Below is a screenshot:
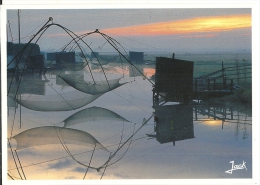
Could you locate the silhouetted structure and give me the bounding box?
[46,52,56,61]
[154,54,194,104]
[148,105,194,145]
[55,52,75,64]
[129,64,144,77]
[148,102,247,145]
[129,51,144,64]
[153,53,235,105]
[7,42,41,72]
[27,54,44,74]
[7,42,40,60]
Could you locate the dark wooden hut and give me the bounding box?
[154,54,194,103]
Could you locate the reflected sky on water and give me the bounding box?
[7,61,252,180]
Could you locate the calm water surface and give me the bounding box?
[7,55,252,180]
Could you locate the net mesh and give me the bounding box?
[59,74,126,95]
[63,106,129,127]
[11,126,108,151]
[12,91,102,111]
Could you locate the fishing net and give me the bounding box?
[12,89,102,111]
[59,74,127,95]
[11,126,108,151]
[90,55,120,66]
[7,22,153,179]
[63,106,129,127]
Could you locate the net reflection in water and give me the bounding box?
[11,126,108,151]
[63,106,129,127]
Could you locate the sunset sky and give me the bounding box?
[5,8,252,53]
[103,14,251,36]
[2,4,259,183]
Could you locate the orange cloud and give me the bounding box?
[103,14,251,36]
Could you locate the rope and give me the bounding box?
[83,144,96,180]
[8,20,14,42]
[15,150,26,180]
[8,139,23,180]
[8,173,15,180]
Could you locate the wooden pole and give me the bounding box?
[18,10,20,44]
[195,106,198,120]
[214,107,216,120]
[231,79,233,93]
[195,78,197,92]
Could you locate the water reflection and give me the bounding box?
[59,74,126,95]
[11,126,108,151]
[8,74,46,98]
[129,64,155,79]
[7,62,252,179]
[149,105,194,145]
[62,106,129,128]
[149,103,251,146]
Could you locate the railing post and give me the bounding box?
[207,106,210,118]
[214,107,216,120]
[195,78,197,92]
[231,79,233,93]
[207,78,210,91]
[195,106,198,120]
[223,77,226,89]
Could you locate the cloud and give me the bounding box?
[73,166,87,173]
[48,158,73,169]
[14,148,39,158]
[38,14,251,39]
[102,14,251,36]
